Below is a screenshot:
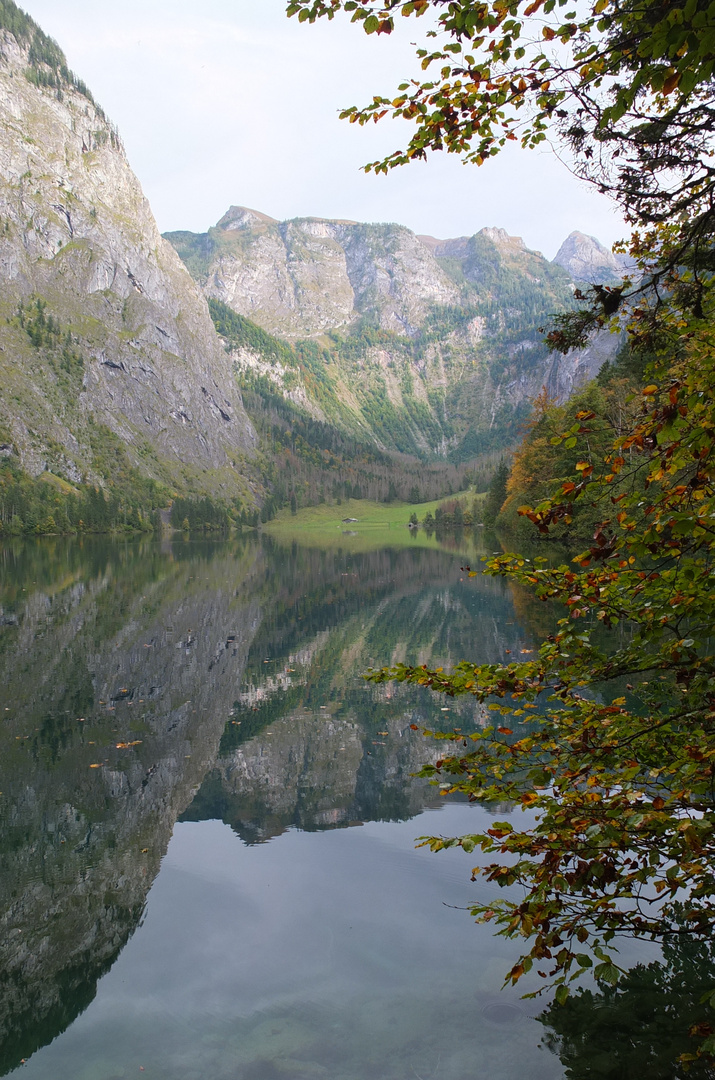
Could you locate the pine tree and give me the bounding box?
[482,460,509,527]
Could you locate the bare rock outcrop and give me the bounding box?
[0,27,255,492]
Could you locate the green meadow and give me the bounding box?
[263,494,486,554]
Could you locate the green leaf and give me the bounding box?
[594,962,620,986]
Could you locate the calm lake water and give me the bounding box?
[0,533,703,1079]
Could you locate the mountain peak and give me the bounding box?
[418,228,530,258]
[217,206,279,231]
[478,226,526,249]
[553,230,623,283]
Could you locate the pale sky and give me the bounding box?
[20,0,626,258]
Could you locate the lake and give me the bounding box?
[0,533,696,1079]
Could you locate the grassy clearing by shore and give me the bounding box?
[263,494,486,554]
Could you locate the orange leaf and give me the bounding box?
[662,70,680,95]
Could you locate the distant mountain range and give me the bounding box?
[165,210,622,462]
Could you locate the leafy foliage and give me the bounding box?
[285,0,715,193]
[496,377,644,540]
[367,325,715,1046]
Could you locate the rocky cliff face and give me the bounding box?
[546,327,623,399]
[168,206,462,338]
[0,23,255,494]
[167,207,570,342]
[169,209,614,459]
[0,4,623,492]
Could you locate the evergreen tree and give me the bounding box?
[482,460,509,527]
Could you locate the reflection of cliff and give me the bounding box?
[183,542,535,843]
[183,701,448,843]
[0,539,262,1075]
[1,535,552,1073]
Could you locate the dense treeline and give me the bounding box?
[410,494,486,532]
[0,463,159,536]
[170,495,243,532]
[493,362,645,542]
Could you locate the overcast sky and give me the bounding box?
[19,0,626,258]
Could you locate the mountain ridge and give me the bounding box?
[166,208,621,466]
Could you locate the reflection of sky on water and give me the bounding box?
[20,807,563,1080]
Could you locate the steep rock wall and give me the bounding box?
[0,30,255,493]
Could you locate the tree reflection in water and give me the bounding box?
[539,927,715,1079]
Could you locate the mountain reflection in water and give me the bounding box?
[0,535,708,1079]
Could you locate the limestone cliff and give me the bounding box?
[545,327,623,400]
[167,206,461,339]
[169,210,606,460]
[0,18,255,495]
[167,207,572,342]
